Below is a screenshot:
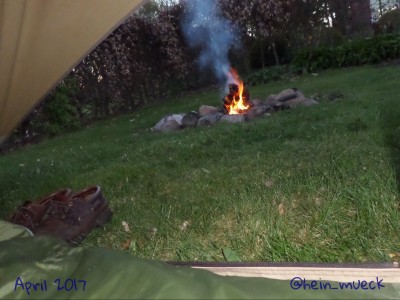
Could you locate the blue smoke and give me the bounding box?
[181,0,239,85]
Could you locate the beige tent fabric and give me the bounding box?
[193,265,400,283]
[0,0,145,145]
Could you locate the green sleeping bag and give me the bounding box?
[0,220,399,299]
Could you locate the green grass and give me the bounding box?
[1,65,400,263]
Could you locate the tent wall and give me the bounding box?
[0,0,145,145]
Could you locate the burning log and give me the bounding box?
[223,69,251,115]
[223,83,251,115]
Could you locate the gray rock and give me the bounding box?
[152,114,184,132]
[281,97,305,109]
[199,105,220,117]
[219,114,245,124]
[275,88,305,103]
[301,98,319,107]
[264,94,278,106]
[295,90,305,100]
[169,114,185,125]
[250,99,264,107]
[282,97,319,109]
[152,119,180,132]
[246,105,271,120]
[181,112,200,128]
[275,88,297,102]
[197,113,223,126]
[264,98,285,110]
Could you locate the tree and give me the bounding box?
[371,0,400,20]
[324,0,372,36]
[71,2,191,118]
[349,0,372,35]
[219,0,290,67]
[326,0,350,35]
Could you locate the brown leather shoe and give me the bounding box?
[9,188,72,231]
[34,185,112,244]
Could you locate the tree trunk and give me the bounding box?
[260,39,265,69]
[329,0,349,35]
[272,42,280,66]
[140,84,147,104]
[349,0,372,35]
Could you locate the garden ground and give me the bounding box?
[1,65,399,263]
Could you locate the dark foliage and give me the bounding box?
[377,8,400,34]
[293,34,400,72]
[244,65,301,86]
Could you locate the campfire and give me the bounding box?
[223,68,251,115]
[152,67,320,133]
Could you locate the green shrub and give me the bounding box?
[292,47,335,72]
[293,34,400,72]
[0,80,81,152]
[42,83,80,136]
[248,37,292,70]
[244,65,301,86]
[311,27,344,47]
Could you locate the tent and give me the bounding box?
[0,0,144,144]
[0,0,399,298]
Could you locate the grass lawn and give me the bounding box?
[1,65,400,263]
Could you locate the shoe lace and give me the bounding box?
[46,200,81,225]
[9,205,37,230]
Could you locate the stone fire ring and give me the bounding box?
[151,88,319,133]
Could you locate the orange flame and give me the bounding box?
[224,68,250,115]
